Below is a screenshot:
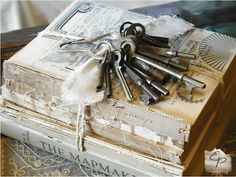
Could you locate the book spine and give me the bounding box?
[3,58,190,143]
[1,114,143,177]
[1,109,182,176]
[2,87,184,161]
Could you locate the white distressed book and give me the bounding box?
[0,103,184,176]
[2,91,235,176]
[2,70,236,174]
[2,85,236,176]
[2,0,236,162]
[2,88,235,176]
[0,97,217,173]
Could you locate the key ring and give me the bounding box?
[58,33,112,60]
[59,33,111,48]
[120,22,146,40]
[126,23,146,40]
[119,21,133,37]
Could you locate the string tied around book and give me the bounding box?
[60,34,112,151]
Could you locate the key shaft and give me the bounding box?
[113,51,133,101]
[125,64,159,103]
[114,67,133,101]
[131,64,169,96]
[166,51,196,59]
[105,63,112,98]
[134,53,206,89]
[138,47,188,71]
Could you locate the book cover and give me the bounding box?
[1,104,184,176]
[2,0,236,164]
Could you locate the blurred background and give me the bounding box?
[0,0,175,33]
[1,0,236,37]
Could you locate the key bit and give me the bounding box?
[131,63,169,96]
[113,50,133,101]
[124,64,160,103]
[141,90,156,105]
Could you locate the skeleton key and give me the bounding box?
[113,50,133,101]
[122,37,189,72]
[134,53,206,89]
[120,22,169,48]
[133,60,170,84]
[120,38,206,89]
[125,63,160,103]
[141,34,169,48]
[138,45,196,60]
[137,47,189,71]
[130,63,169,96]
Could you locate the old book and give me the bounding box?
[2,0,236,165]
[1,89,235,176]
[1,103,184,176]
[3,73,236,171]
[0,94,220,168]
[0,96,217,173]
[2,54,236,175]
[184,80,236,175]
[1,101,235,176]
[2,0,192,158]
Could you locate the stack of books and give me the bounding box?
[1,1,236,176]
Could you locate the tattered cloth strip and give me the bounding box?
[60,15,194,151]
[61,47,109,151]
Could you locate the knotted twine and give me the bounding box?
[61,46,110,151]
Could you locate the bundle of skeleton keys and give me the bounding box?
[60,22,206,105]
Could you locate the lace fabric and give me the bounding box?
[0,135,107,176]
